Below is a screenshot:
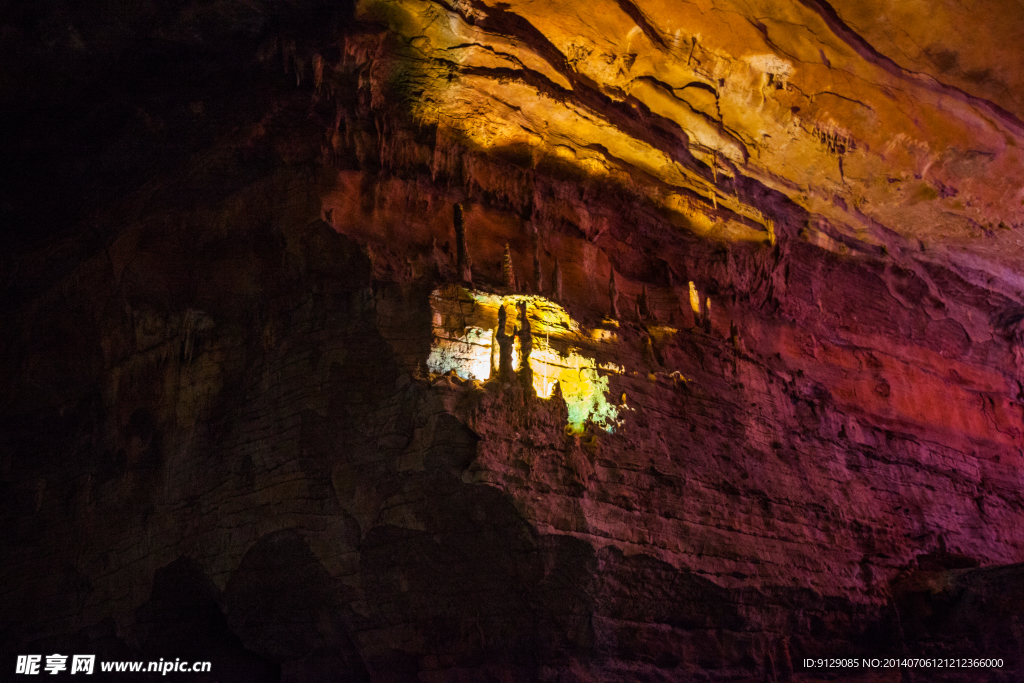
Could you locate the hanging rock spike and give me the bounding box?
[688,281,701,319]
[609,269,620,319]
[532,228,543,295]
[638,284,652,321]
[454,203,472,285]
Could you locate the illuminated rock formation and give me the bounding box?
[427,287,622,433]
[688,281,702,323]
[517,299,534,391]
[495,304,514,382]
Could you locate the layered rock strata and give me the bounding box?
[2,1,1024,681]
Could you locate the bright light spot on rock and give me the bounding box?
[688,281,701,315]
[426,326,494,381]
[427,287,621,434]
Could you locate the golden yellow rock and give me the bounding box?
[360,0,1024,267]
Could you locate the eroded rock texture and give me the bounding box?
[2,0,1024,681]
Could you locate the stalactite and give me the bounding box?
[454,203,472,285]
[312,53,324,92]
[532,229,544,295]
[1011,321,1024,383]
[432,237,450,279]
[688,281,701,325]
[502,243,517,291]
[552,260,563,302]
[282,38,296,75]
[704,297,712,334]
[638,284,652,321]
[182,309,199,365]
[731,320,743,352]
[608,269,620,319]
[641,334,655,365]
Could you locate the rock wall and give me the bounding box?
[2,1,1024,681]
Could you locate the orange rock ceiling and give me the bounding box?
[360,0,1024,267]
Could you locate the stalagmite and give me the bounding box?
[489,325,498,379]
[454,203,472,285]
[495,304,514,382]
[517,300,534,392]
[551,378,563,404]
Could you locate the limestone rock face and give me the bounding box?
[2,1,1024,681]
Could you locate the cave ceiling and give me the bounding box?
[360,0,1024,277]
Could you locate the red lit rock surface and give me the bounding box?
[2,1,1024,681]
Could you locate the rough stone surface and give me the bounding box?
[2,1,1024,681]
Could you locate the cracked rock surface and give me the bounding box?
[2,0,1024,681]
